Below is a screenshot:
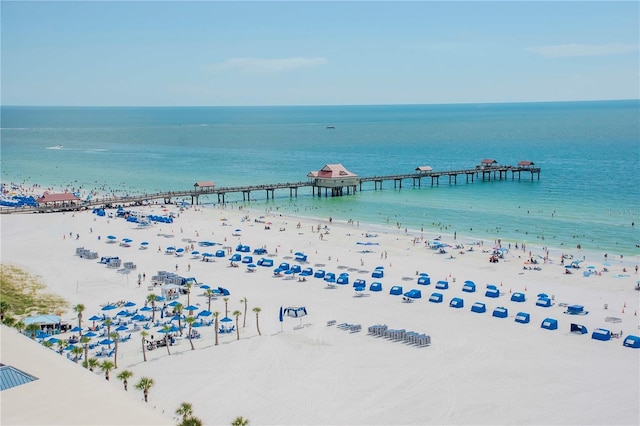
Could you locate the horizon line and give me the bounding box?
[2,98,638,109]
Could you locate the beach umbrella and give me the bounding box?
[140,306,152,312]
[155,295,165,301]
[192,322,202,327]
[184,305,199,312]
[158,325,180,334]
[115,325,128,331]
[170,314,186,322]
[168,301,180,307]
[99,339,114,346]
[47,337,60,344]
[69,326,83,333]
[65,344,77,351]
[200,284,211,290]
[107,235,116,240]
[123,301,136,307]
[131,314,145,321]
[84,331,98,338]
[197,310,212,317]
[116,310,129,316]
[191,250,200,255]
[89,315,102,321]
[101,304,117,311]
[122,238,132,243]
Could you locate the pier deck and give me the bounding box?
[1,164,540,214]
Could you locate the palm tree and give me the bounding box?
[26,323,40,339]
[161,324,172,356]
[73,303,85,335]
[71,345,84,363]
[184,283,193,306]
[205,289,214,312]
[80,336,91,367]
[213,311,220,346]
[175,402,194,423]
[56,338,68,355]
[240,297,248,328]
[140,330,149,362]
[135,377,155,402]
[233,310,241,341]
[109,331,120,369]
[0,300,12,323]
[100,359,115,381]
[117,370,134,391]
[146,294,158,322]
[14,320,25,334]
[180,418,203,426]
[184,316,196,350]
[231,416,249,426]
[86,357,100,372]
[253,307,262,336]
[103,317,113,341]
[41,339,54,350]
[174,303,184,336]
[223,297,229,318]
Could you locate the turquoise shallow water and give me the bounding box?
[1,101,639,255]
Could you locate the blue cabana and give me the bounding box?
[417,274,431,285]
[591,328,611,341]
[462,281,476,292]
[515,312,530,324]
[536,297,552,307]
[215,250,226,257]
[353,278,366,288]
[510,292,526,302]
[324,272,336,283]
[622,335,640,348]
[566,305,586,315]
[242,256,253,264]
[449,297,464,308]
[436,280,449,290]
[492,306,508,318]
[229,254,241,262]
[429,292,443,303]
[570,323,588,334]
[471,302,486,313]
[314,269,326,278]
[404,289,422,299]
[541,318,558,330]
[257,258,273,267]
[290,264,302,274]
[278,262,290,271]
[372,268,384,279]
[336,273,349,285]
[485,287,500,298]
[389,285,403,295]
[369,282,383,292]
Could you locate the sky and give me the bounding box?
[1,1,639,106]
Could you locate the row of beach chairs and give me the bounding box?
[76,247,99,259]
[332,322,362,333]
[368,324,431,347]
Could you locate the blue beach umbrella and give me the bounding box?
[115,325,128,331]
[184,305,199,312]
[124,301,136,307]
[89,315,102,321]
[168,301,180,307]
[197,310,212,317]
[200,284,211,290]
[140,306,153,312]
[47,337,60,344]
[101,304,117,311]
[99,339,114,346]
[84,331,98,338]
[69,326,83,333]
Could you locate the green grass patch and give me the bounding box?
[0,264,68,318]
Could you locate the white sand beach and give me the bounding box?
[1,204,639,425]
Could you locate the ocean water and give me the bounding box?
[1,101,639,255]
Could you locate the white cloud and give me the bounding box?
[526,43,639,58]
[207,57,327,73]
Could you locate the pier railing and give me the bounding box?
[1,164,540,214]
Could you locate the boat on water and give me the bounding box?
[326,126,335,129]
[46,145,63,150]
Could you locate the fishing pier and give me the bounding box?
[1,159,540,213]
